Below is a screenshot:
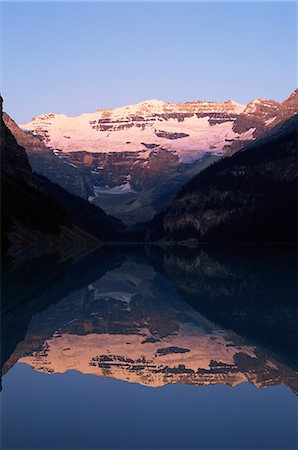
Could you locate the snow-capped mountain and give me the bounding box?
[20,99,252,162]
[7,89,298,225]
[20,90,297,159]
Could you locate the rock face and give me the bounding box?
[147,113,298,243]
[8,90,297,225]
[0,98,124,256]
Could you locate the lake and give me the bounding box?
[1,245,297,449]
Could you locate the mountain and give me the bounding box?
[0,97,124,257]
[19,91,298,158]
[8,90,297,226]
[146,113,298,243]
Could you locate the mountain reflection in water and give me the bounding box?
[2,245,297,391]
[1,245,297,449]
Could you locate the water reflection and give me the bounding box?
[2,245,297,394]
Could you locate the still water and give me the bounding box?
[1,245,297,449]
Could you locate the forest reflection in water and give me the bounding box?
[1,244,297,449]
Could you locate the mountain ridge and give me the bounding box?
[19,91,297,160]
[4,89,298,226]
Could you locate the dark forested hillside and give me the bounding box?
[0,98,124,257]
[147,115,298,243]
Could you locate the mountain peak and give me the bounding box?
[282,88,298,105]
[141,99,165,106]
[125,99,168,112]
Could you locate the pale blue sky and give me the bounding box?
[0,1,297,123]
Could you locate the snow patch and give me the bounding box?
[93,181,135,195]
[265,116,276,126]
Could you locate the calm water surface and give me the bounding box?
[1,245,297,449]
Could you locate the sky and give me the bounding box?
[0,1,297,123]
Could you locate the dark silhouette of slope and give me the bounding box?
[0,97,124,257]
[147,114,298,243]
